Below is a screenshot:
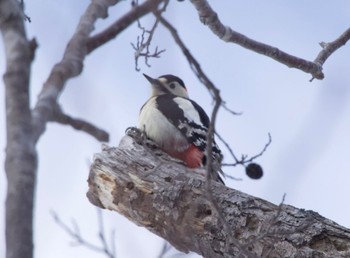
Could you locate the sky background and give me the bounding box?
[1,1,350,257]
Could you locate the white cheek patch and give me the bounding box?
[173,97,201,124]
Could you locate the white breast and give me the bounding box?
[139,97,189,152]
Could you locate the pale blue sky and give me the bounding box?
[1,1,350,257]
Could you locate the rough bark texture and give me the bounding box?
[1,1,129,258]
[87,133,350,258]
[0,1,37,258]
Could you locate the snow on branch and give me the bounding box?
[87,130,350,258]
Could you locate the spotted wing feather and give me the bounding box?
[155,94,223,163]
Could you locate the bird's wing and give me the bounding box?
[156,95,222,159]
[156,94,224,184]
[155,95,209,151]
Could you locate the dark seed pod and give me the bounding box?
[246,163,263,179]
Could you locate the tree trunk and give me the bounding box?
[0,1,36,258]
[87,130,350,258]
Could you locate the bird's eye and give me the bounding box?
[169,82,176,89]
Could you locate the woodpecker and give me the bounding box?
[139,74,224,184]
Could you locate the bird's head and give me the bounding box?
[143,73,189,98]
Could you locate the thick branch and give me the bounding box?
[189,1,349,80]
[31,0,120,143]
[0,1,37,258]
[87,134,350,258]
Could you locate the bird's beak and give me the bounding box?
[143,73,164,93]
[143,73,157,84]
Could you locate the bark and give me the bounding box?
[86,0,164,53]
[87,131,350,258]
[1,0,164,257]
[189,0,350,81]
[0,1,36,258]
[1,0,127,257]
[31,0,121,143]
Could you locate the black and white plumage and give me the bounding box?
[139,74,224,183]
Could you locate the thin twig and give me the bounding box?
[32,0,121,143]
[243,133,272,164]
[215,131,240,164]
[157,15,216,97]
[218,133,272,167]
[131,0,168,70]
[131,19,164,70]
[86,0,164,53]
[157,241,172,258]
[51,105,109,142]
[97,209,116,258]
[314,27,350,67]
[19,0,31,22]
[158,14,257,257]
[51,210,117,258]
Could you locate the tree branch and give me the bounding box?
[0,0,37,258]
[51,106,109,142]
[86,0,164,54]
[87,134,350,258]
[51,210,116,258]
[189,0,350,80]
[157,16,257,254]
[31,0,121,143]
[314,27,350,66]
[0,1,37,258]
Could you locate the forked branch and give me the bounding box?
[189,0,350,81]
[52,210,116,258]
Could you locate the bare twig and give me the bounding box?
[157,241,172,258]
[219,133,272,167]
[51,106,109,142]
[156,14,221,176]
[131,0,168,70]
[189,1,350,81]
[86,0,164,54]
[97,209,117,258]
[314,27,350,66]
[131,19,165,71]
[157,241,204,258]
[19,0,31,22]
[215,132,239,164]
[242,133,272,164]
[158,15,257,257]
[32,0,122,143]
[158,15,264,171]
[157,15,219,99]
[51,210,117,258]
